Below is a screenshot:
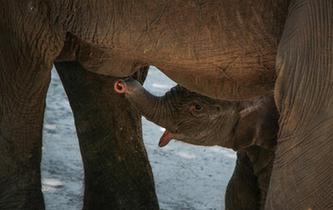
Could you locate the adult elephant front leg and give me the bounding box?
[0,53,52,210]
[55,62,159,210]
[0,3,64,209]
[266,1,333,209]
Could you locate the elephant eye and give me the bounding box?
[195,104,202,111]
[189,103,203,113]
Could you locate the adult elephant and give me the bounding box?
[0,0,332,210]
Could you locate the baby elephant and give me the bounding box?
[114,77,279,210]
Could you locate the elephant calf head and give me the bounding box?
[114,78,278,151]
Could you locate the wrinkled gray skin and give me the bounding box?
[115,78,279,210]
[1,1,333,209]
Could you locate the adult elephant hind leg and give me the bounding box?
[55,62,159,210]
[266,1,333,209]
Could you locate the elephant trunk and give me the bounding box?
[114,78,175,130]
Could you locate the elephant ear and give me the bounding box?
[266,1,333,209]
[235,96,278,150]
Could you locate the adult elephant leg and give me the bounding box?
[55,62,159,210]
[225,152,260,210]
[0,59,51,210]
[266,1,333,209]
[0,4,63,209]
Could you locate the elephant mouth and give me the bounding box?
[159,130,174,147]
[159,130,184,147]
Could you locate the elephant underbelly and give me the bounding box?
[154,48,276,99]
[69,0,288,99]
[157,61,276,100]
[106,5,280,77]
[106,2,285,99]
[75,35,278,100]
[104,37,278,100]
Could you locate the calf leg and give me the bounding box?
[225,151,260,210]
[55,61,159,210]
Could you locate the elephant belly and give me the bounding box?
[68,0,289,99]
[109,1,287,99]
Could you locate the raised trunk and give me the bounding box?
[121,79,176,131]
